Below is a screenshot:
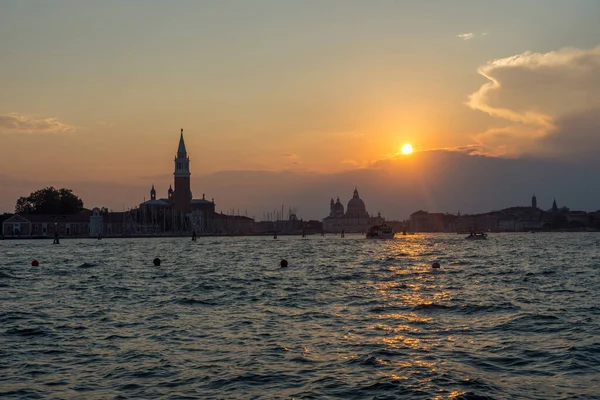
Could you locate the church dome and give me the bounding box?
[334,197,344,211]
[347,188,366,214]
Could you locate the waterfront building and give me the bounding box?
[1,210,133,238]
[322,188,384,233]
[409,211,457,232]
[89,208,103,237]
[2,213,89,237]
[409,195,547,233]
[213,214,255,235]
[138,129,217,233]
[1,129,255,237]
[253,212,322,235]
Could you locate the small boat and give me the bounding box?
[366,223,395,239]
[466,232,487,240]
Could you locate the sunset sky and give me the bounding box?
[2,0,600,218]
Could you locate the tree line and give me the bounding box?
[15,187,84,215]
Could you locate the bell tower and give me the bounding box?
[172,128,191,213]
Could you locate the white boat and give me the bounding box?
[366,224,395,239]
[465,232,487,240]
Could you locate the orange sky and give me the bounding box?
[1,1,600,214]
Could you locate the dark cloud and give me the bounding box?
[468,46,600,158]
[190,151,600,220]
[2,151,598,218]
[540,108,600,158]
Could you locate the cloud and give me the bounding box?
[280,152,308,168]
[467,45,600,158]
[341,159,362,168]
[0,113,75,134]
[3,150,600,218]
[418,145,487,157]
[191,150,600,220]
[539,108,600,158]
[458,33,474,40]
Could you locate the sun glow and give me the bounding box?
[401,144,413,155]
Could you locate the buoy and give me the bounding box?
[153,258,161,266]
[31,260,39,267]
[432,262,441,269]
[280,259,288,268]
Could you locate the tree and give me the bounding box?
[15,187,84,215]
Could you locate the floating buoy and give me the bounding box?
[280,259,288,268]
[31,260,39,267]
[153,258,161,266]
[432,262,441,269]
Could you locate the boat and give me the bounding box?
[366,223,395,239]
[465,232,487,240]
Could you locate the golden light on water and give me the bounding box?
[401,143,413,154]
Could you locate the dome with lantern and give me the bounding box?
[346,188,369,218]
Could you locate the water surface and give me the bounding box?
[1,233,599,399]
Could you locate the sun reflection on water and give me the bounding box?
[352,237,466,397]
[381,335,422,349]
[375,313,433,324]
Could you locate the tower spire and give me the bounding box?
[173,128,191,213]
[177,128,187,157]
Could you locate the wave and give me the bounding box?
[0,271,21,279]
[77,262,98,268]
[1,234,598,399]
[173,297,219,306]
[491,314,563,333]
[4,327,52,337]
[413,302,452,310]
[453,392,496,400]
[458,302,520,314]
[0,311,34,323]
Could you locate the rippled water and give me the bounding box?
[1,233,599,399]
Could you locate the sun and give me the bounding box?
[401,143,413,155]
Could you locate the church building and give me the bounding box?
[322,188,384,233]
[139,129,216,233]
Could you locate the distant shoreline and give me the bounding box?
[0,233,326,240]
[2,230,599,240]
